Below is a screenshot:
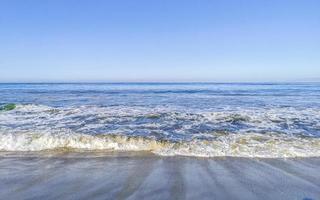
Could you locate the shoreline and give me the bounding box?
[1,150,320,159]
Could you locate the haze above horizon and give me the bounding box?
[1,0,319,82]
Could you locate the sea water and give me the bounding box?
[0,83,320,157]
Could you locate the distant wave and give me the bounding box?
[7,89,320,97]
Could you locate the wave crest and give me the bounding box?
[1,132,320,158]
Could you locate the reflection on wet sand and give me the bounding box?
[0,152,319,200]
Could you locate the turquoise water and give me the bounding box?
[0,83,320,157]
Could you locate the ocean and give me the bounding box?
[1,83,320,199]
[0,82,319,158]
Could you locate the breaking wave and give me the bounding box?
[1,104,320,158]
[0,132,320,158]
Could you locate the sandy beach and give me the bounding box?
[0,152,319,200]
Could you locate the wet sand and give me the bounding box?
[0,152,319,200]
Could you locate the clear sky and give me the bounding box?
[0,0,319,82]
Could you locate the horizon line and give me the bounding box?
[0,80,319,84]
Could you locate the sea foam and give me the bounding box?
[1,131,320,158]
[1,104,320,158]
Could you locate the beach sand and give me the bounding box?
[0,152,319,200]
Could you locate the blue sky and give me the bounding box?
[0,0,319,82]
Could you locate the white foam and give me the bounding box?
[1,104,320,157]
[0,131,319,158]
